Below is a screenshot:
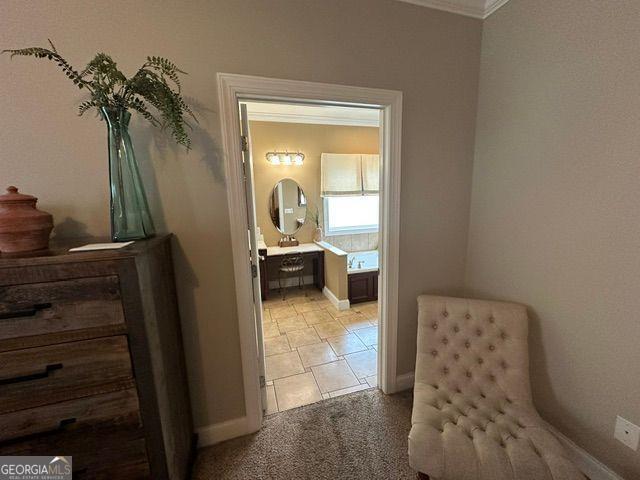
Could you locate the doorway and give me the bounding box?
[218,73,402,436]
[244,101,381,414]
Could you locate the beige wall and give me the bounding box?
[250,121,379,246]
[466,1,640,477]
[0,0,481,428]
[323,249,349,301]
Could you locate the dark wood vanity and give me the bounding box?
[348,270,378,304]
[258,245,324,300]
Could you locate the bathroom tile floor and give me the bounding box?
[262,288,379,414]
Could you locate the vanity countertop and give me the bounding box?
[262,242,324,257]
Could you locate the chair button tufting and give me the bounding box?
[465,341,471,348]
[443,367,449,374]
[500,332,507,339]
[489,316,495,323]
[443,311,449,317]
[465,313,471,319]
[454,353,460,360]
[489,345,495,351]
[477,358,484,365]
[466,371,472,378]
[476,329,482,336]
[432,323,438,330]
[453,326,460,332]
[442,337,449,345]
[431,350,438,357]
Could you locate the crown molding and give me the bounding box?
[395,0,511,19]
[484,0,511,18]
[244,102,380,127]
[246,111,379,127]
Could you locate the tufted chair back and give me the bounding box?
[415,295,532,406]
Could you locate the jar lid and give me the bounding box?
[0,186,37,205]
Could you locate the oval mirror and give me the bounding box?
[269,178,307,235]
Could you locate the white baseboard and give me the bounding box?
[396,371,415,391]
[197,416,250,448]
[545,423,624,480]
[323,286,350,311]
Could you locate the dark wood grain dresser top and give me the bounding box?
[0,234,194,479]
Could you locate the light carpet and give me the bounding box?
[193,389,417,479]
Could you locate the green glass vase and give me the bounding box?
[101,107,155,241]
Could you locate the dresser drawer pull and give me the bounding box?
[0,303,52,320]
[0,362,63,385]
[4,417,77,445]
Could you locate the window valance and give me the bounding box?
[321,153,379,197]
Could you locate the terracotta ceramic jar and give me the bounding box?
[0,186,53,253]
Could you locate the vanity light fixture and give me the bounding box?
[266,151,305,166]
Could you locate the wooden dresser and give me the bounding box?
[0,235,194,479]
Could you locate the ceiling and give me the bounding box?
[243,102,380,128]
[396,0,511,19]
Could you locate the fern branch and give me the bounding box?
[2,41,195,148]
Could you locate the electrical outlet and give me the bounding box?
[614,416,640,451]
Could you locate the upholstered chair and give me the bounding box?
[409,295,584,480]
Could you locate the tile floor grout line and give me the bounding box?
[264,297,378,412]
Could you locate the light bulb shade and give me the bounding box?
[267,153,280,164]
[266,151,304,166]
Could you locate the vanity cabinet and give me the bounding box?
[348,270,378,304]
[0,235,194,479]
[258,245,325,300]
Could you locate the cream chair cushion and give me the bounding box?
[409,295,584,480]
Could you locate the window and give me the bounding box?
[324,195,379,235]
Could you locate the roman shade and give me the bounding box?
[321,153,379,197]
[362,154,379,195]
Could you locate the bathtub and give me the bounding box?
[347,250,379,274]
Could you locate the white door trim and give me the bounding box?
[217,73,402,437]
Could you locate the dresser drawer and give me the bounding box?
[75,440,150,480]
[0,336,134,414]
[0,389,149,479]
[0,276,125,351]
[0,388,142,443]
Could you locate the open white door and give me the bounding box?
[239,103,267,413]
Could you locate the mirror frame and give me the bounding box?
[268,177,307,236]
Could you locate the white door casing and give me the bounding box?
[218,73,402,436]
[239,103,268,417]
